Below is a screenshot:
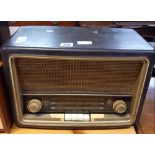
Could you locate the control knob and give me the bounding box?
[27,99,42,113]
[113,100,127,114]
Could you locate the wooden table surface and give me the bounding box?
[9,124,136,134]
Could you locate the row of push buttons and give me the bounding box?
[65,114,90,121]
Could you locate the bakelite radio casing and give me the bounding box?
[1,26,155,129]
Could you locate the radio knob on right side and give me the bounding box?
[113,100,127,114]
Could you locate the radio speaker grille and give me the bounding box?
[14,57,143,95]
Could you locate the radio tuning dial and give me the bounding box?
[27,99,42,113]
[113,100,127,114]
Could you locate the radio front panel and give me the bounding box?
[8,55,149,128]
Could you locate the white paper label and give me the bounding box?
[77,41,92,45]
[60,43,73,47]
[46,30,53,33]
[0,118,4,129]
[15,36,27,44]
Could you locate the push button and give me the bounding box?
[65,114,90,121]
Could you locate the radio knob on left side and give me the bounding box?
[27,99,42,113]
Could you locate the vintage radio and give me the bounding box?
[0,62,12,132]
[1,26,155,129]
